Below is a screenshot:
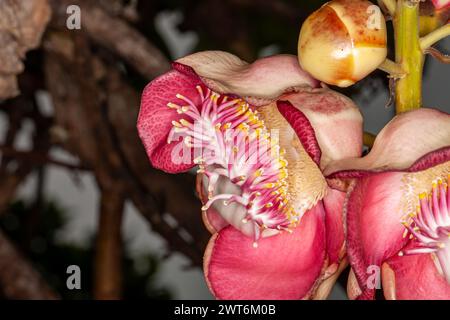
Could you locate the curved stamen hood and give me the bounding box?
[401,177,450,283]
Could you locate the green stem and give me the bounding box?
[394,0,423,114]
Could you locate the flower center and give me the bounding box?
[167,86,300,244]
[400,176,450,283]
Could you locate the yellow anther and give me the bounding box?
[179,119,191,126]
[172,120,182,127]
[254,168,264,177]
[278,158,288,168]
[167,102,179,109]
[402,229,409,239]
[419,192,427,199]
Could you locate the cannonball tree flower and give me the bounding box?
[137,51,363,299]
[325,108,450,300]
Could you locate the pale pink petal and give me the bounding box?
[282,89,363,169]
[325,108,450,177]
[175,51,319,106]
[203,202,327,300]
[385,253,450,299]
[346,172,410,299]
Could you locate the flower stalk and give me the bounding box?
[378,59,406,78]
[394,0,423,113]
[420,24,450,50]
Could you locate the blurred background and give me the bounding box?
[0,0,448,300]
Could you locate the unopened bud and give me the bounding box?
[298,0,387,87]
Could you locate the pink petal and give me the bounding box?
[176,51,319,106]
[325,108,450,177]
[137,70,203,173]
[385,253,450,299]
[282,89,363,169]
[346,172,410,299]
[204,202,327,299]
[323,187,346,264]
[432,0,450,9]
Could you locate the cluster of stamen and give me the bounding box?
[400,176,450,283]
[167,86,300,244]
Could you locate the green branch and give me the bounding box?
[394,0,423,113]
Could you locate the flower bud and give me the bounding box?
[298,0,387,87]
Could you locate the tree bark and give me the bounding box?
[94,187,124,300]
[48,0,170,79]
[0,0,51,99]
[0,230,59,299]
[44,31,208,267]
